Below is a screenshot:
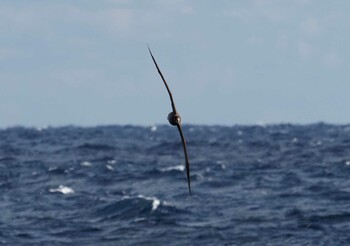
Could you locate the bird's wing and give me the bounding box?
[148,46,177,113]
[176,123,192,195]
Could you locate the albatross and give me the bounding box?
[148,46,192,195]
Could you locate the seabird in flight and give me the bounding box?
[148,46,192,195]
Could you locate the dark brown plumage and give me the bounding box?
[148,46,192,195]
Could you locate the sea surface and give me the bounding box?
[1,124,350,245]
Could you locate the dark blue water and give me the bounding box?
[1,124,350,245]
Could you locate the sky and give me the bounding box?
[1,0,350,127]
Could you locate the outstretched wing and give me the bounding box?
[148,46,177,113]
[176,123,192,195]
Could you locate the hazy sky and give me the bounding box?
[1,0,350,127]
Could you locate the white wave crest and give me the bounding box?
[137,195,161,211]
[106,164,114,170]
[49,185,74,195]
[160,165,185,172]
[80,161,92,166]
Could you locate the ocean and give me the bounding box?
[1,124,350,245]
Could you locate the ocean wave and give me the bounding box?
[159,165,185,172]
[2,124,350,244]
[91,194,172,222]
[49,185,75,195]
[76,143,115,151]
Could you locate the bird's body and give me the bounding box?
[148,46,192,195]
[167,111,181,126]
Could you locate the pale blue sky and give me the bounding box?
[1,0,349,127]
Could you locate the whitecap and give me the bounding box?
[106,164,114,170]
[121,195,130,200]
[134,217,146,222]
[160,165,185,172]
[81,161,92,166]
[137,195,161,211]
[35,126,48,131]
[107,160,116,164]
[163,201,171,206]
[152,199,160,210]
[150,125,157,132]
[49,185,74,195]
[216,160,227,170]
